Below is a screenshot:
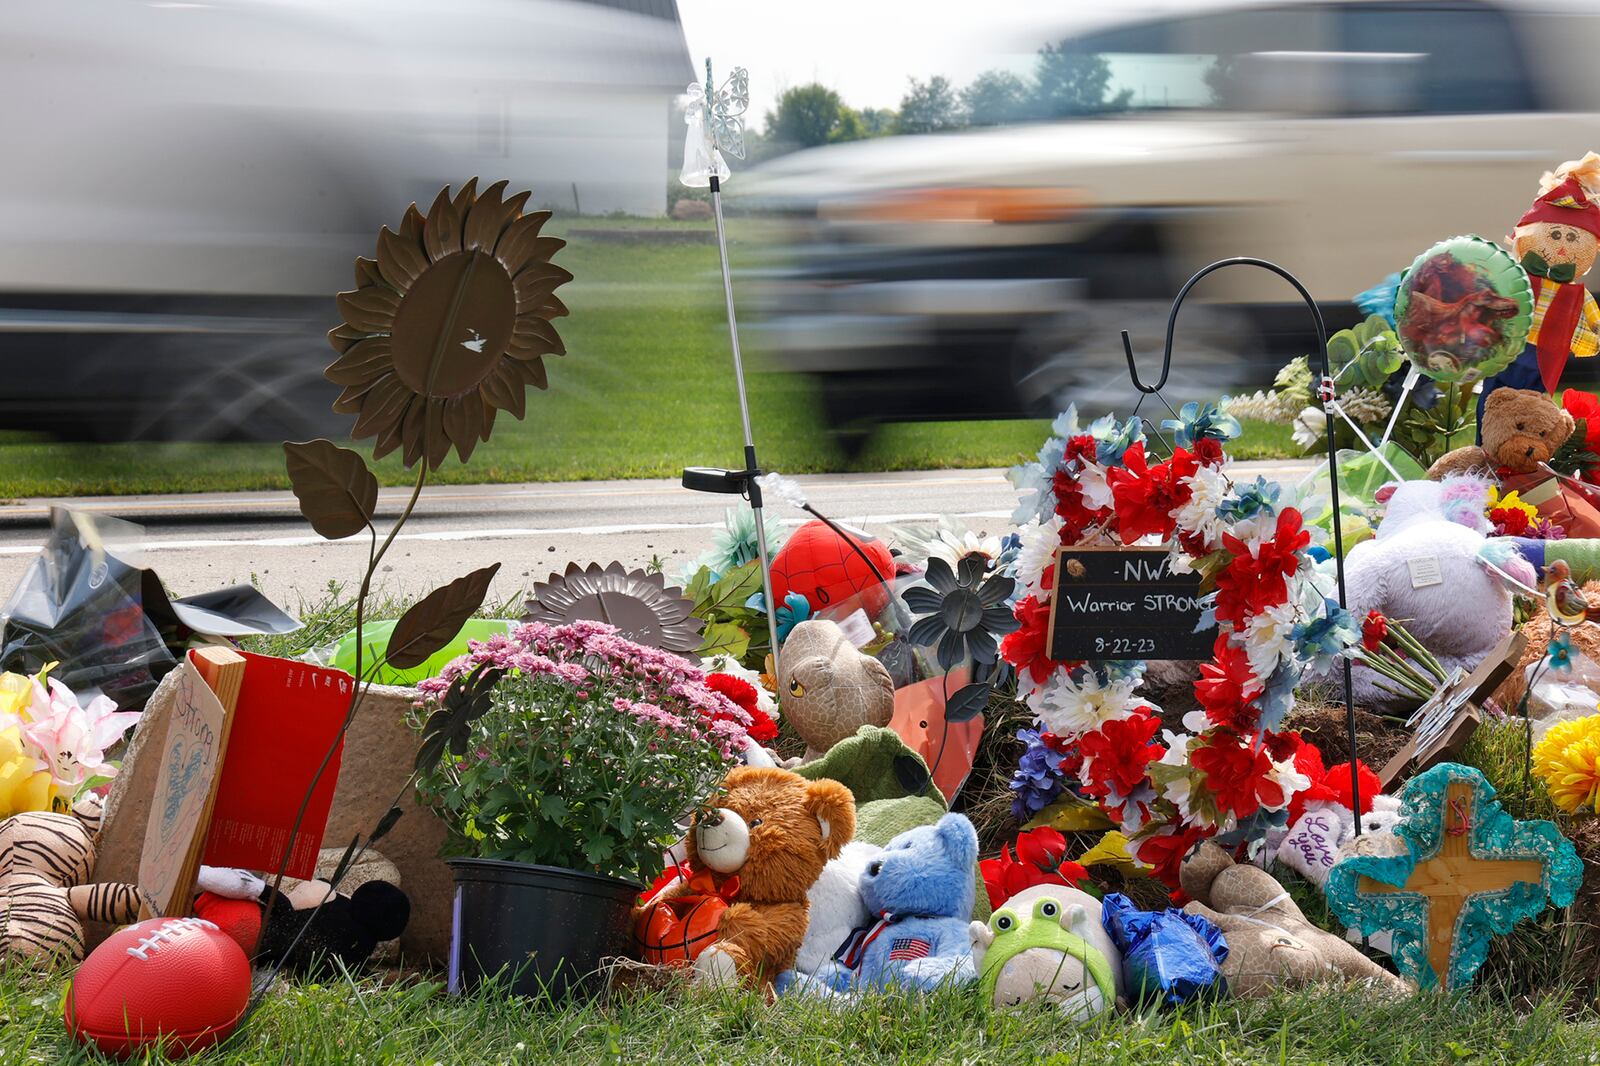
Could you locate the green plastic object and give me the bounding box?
[1298,445,1427,553]
[1394,235,1533,385]
[330,617,516,686]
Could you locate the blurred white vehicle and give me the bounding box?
[748,0,1600,451]
[0,0,690,441]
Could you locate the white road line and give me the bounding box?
[0,511,1017,555]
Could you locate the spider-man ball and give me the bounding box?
[770,520,894,616]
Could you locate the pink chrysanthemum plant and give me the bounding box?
[412,620,758,884]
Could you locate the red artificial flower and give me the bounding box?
[1133,822,1208,889]
[981,827,1091,908]
[1563,389,1600,456]
[1195,632,1261,733]
[1191,437,1226,467]
[1325,760,1381,817]
[1361,610,1389,653]
[705,672,779,742]
[1489,505,1531,536]
[1053,467,1111,542]
[1215,508,1310,625]
[1063,434,1099,464]
[1078,710,1165,800]
[1190,735,1283,820]
[1000,595,1067,687]
[1107,443,1198,544]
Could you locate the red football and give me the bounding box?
[65,916,252,1060]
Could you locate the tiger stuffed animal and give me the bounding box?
[0,793,141,964]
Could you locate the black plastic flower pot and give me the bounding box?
[447,857,641,999]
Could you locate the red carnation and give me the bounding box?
[1190,735,1283,820]
[1191,437,1225,467]
[1078,710,1165,800]
[705,672,778,743]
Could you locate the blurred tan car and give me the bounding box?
[748,0,1600,449]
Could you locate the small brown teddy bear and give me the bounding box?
[1428,387,1574,480]
[650,766,855,991]
[1180,842,1411,998]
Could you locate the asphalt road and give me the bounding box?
[0,461,1315,615]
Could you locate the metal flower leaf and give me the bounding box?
[944,681,992,724]
[414,663,506,774]
[283,439,379,540]
[521,560,703,653]
[905,557,1021,669]
[386,563,502,670]
[328,178,572,470]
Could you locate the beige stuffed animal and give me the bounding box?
[778,620,894,763]
[1179,842,1411,998]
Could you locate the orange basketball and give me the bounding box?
[770,519,894,615]
[634,894,728,966]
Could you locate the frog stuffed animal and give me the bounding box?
[969,886,1119,1018]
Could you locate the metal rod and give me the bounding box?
[710,176,782,672]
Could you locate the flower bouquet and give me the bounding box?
[1349,611,1448,704]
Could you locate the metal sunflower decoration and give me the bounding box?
[327,178,571,469]
[521,561,704,654]
[904,556,1020,670]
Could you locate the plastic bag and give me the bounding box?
[1102,892,1228,1005]
[327,617,516,686]
[1525,647,1600,742]
[0,508,300,710]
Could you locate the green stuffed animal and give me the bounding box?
[969,888,1119,1018]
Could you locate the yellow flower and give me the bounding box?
[1533,715,1600,813]
[1486,487,1540,525]
[0,725,50,816]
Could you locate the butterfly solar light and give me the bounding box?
[681,60,748,188]
[676,60,784,669]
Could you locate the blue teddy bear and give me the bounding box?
[847,812,979,991]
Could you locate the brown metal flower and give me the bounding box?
[327,178,571,468]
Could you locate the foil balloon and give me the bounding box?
[1394,235,1533,385]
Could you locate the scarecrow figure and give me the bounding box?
[1479,153,1600,432]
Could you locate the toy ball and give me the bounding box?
[1394,235,1532,385]
[64,916,251,1060]
[770,519,894,615]
[633,894,728,966]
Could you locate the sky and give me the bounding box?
[675,0,1111,124]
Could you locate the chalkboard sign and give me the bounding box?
[1046,546,1215,661]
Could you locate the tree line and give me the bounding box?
[755,46,1130,160]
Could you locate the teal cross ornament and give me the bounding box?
[1326,762,1581,991]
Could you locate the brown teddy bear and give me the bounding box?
[1179,842,1411,998]
[1428,387,1574,480]
[647,766,856,991]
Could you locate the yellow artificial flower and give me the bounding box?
[1486,487,1540,525]
[1533,714,1600,813]
[0,724,51,816]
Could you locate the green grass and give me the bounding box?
[8,968,1600,1066]
[0,218,1303,499]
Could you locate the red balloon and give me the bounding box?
[770,520,894,615]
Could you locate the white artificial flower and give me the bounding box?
[927,528,1003,572]
[1268,755,1313,810]
[1174,463,1231,547]
[1291,406,1325,450]
[700,654,779,718]
[1243,601,1298,682]
[1036,671,1141,737]
[1078,463,1114,512]
[1013,515,1064,599]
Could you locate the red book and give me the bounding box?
[200,652,353,880]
